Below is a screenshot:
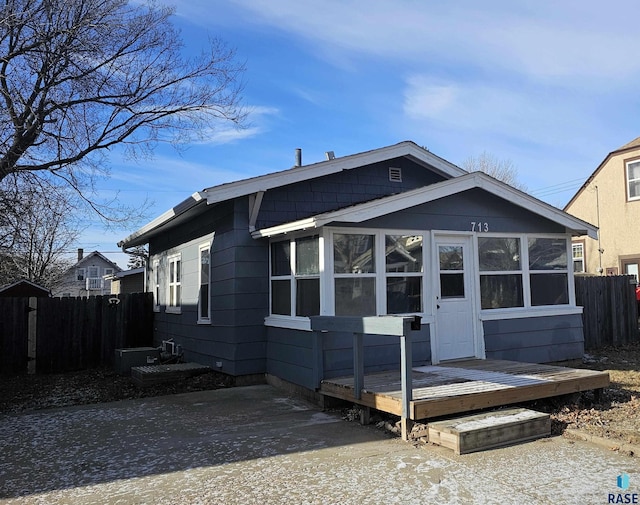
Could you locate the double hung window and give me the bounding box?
[627,160,640,201]
[572,243,585,273]
[270,236,320,317]
[167,254,181,312]
[199,245,211,322]
[333,233,376,316]
[386,235,423,313]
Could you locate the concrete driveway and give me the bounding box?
[1,384,638,504]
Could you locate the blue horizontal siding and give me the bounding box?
[483,314,584,363]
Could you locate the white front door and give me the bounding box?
[434,235,476,362]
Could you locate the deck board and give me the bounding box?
[319,359,609,420]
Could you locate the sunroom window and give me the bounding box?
[385,235,423,313]
[270,236,320,317]
[478,237,524,309]
[333,233,376,316]
[479,235,570,310]
[528,237,569,306]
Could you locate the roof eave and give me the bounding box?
[117,192,205,248]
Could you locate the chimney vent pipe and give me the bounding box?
[295,148,302,167]
[77,248,84,262]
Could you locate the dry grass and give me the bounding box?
[534,342,640,446]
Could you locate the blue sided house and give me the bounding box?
[118,141,597,393]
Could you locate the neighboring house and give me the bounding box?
[53,249,121,297]
[0,279,51,297]
[118,141,597,392]
[565,137,640,280]
[109,267,145,295]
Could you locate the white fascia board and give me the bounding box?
[117,191,205,247]
[206,141,466,205]
[252,172,598,239]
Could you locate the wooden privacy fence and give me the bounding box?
[0,292,154,375]
[575,275,639,349]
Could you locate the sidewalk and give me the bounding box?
[1,385,638,504]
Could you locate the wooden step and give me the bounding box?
[427,408,550,455]
[131,362,211,387]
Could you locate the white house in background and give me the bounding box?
[53,249,121,297]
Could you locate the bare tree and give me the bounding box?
[462,151,528,191]
[0,0,245,221]
[0,174,79,287]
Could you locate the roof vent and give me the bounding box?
[325,151,335,160]
[389,167,402,182]
[295,148,302,167]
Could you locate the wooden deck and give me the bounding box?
[320,359,610,421]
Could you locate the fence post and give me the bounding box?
[27,297,37,374]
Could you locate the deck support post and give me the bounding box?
[353,333,364,400]
[400,321,413,441]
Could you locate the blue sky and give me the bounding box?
[80,0,640,268]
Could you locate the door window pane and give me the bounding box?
[334,234,375,274]
[386,235,422,272]
[335,278,376,316]
[528,238,567,270]
[387,277,422,313]
[480,274,524,309]
[478,238,520,271]
[440,273,464,298]
[439,246,463,270]
[530,273,569,305]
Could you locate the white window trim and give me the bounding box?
[264,228,577,331]
[475,232,575,312]
[166,253,181,314]
[572,242,585,273]
[269,234,321,318]
[152,259,160,312]
[627,159,640,202]
[198,242,211,324]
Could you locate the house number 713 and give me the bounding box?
[471,221,489,232]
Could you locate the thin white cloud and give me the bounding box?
[188,0,640,85]
[401,74,600,153]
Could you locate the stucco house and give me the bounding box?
[564,137,640,280]
[118,141,597,392]
[53,249,121,297]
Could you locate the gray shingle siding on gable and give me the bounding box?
[256,157,447,229]
[347,188,566,234]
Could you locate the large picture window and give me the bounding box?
[270,236,320,317]
[333,233,376,316]
[478,237,523,309]
[528,237,568,306]
[479,235,570,310]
